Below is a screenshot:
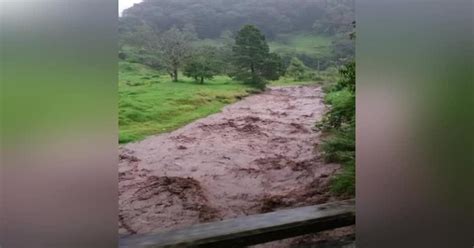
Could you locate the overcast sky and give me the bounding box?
[119,0,143,16]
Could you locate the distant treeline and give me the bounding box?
[120,0,354,39]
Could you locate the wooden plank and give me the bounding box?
[119,199,355,248]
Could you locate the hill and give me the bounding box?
[119,0,355,69]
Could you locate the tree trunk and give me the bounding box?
[200,77,204,84]
[173,67,178,82]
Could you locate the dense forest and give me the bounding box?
[120,0,354,38]
[119,0,354,72]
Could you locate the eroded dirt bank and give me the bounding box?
[119,85,349,245]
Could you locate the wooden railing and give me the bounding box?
[119,199,355,248]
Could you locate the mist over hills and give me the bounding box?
[120,0,354,39]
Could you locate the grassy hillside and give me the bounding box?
[269,33,333,57]
[119,61,253,143]
[191,34,334,58]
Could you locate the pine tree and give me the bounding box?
[231,25,283,88]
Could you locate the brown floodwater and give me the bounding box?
[118,85,350,246]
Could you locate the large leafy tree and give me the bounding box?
[159,27,195,82]
[121,25,195,80]
[184,46,219,84]
[231,25,283,88]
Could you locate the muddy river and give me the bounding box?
[119,85,351,246]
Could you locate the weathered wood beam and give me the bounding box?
[119,199,355,248]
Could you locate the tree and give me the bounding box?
[261,52,285,81]
[231,25,283,88]
[215,30,235,75]
[184,46,219,84]
[159,27,194,82]
[286,57,308,80]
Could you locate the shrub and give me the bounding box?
[316,89,354,130]
[286,57,308,81]
[330,160,355,196]
[321,126,355,163]
[316,61,355,196]
[334,61,355,93]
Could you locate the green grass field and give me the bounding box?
[269,33,333,57]
[119,61,254,143]
[192,38,225,47]
[193,33,333,57]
